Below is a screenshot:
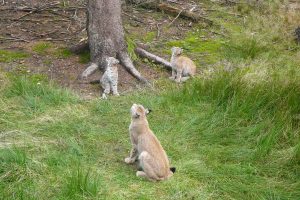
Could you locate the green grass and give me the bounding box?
[143,31,156,43]
[166,33,222,65]
[55,48,72,59]
[1,1,300,199]
[32,42,53,55]
[3,74,78,114]
[0,70,299,199]
[32,42,72,58]
[0,50,28,63]
[126,35,138,61]
[222,37,269,60]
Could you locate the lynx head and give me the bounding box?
[106,57,119,67]
[171,47,183,56]
[130,104,152,119]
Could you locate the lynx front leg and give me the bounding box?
[175,68,183,83]
[180,76,190,82]
[125,147,138,164]
[169,68,176,80]
[101,81,110,99]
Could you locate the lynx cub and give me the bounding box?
[170,47,196,83]
[101,57,119,99]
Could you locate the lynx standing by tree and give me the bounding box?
[100,57,120,99]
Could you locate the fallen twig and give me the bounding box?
[168,8,184,26]
[42,37,73,41]
[166,0,182,5]
[1,18,70,22]
[47,10,74,19]
[210,30,226,37]
[0,36,30,43]
[15,2,61,20]
[122,11,145,24]
[205,9,243,17]
[0,5,86,12]
[139,2,213,25]
[37,30,59,37]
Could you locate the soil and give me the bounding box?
[0,0,205,99]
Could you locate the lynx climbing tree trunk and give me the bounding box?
[81,0,147,83]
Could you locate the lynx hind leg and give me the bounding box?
[175,69,183,83]
[180,76,190,82]
[136,171,156,182]
[101,79,110,99]
[137,151,159,181]
[111,80,119,96]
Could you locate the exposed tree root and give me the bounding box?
[118,51,149,84]
[69,42,89,54]
[134,47,172,70]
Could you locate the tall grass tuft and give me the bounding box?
[169,69,300,159]
[4,74,78,113]
[291,141,300,164]
[223,38,268,60]
[64,167,101,199]
[0,147,27,167]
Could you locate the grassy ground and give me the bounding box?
[1,1,300,199]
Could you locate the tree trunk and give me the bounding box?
[296,27,300,44]
[81,0,147,83]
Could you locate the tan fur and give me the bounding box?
[125,104,174,181]
[170,47,196,83]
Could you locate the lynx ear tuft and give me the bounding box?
[170,167,176,173]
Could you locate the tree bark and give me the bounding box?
[296,27,300,44]
[80,0,147,83]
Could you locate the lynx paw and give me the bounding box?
[101,93,108,99]
[136,171,146,177]
[125,157,133,164]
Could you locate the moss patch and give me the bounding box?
[55,48,72,59]
[166,33,222,65]
[79,51,90,64]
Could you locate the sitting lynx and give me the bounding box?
[169,47,196,83]
[125,104,175,182]
[101,57,120,99]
